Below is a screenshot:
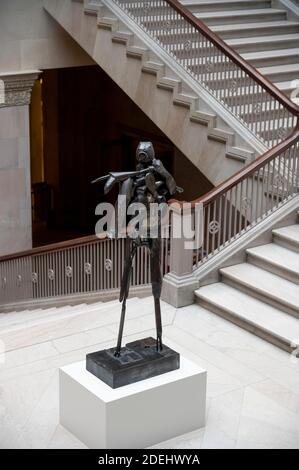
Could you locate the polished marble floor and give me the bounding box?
[0,296,299,449]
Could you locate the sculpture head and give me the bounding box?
[136,141,155,164]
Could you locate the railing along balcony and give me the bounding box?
[0,236,170,306]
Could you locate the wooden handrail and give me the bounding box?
[0,234,107,263]
[195,124,299,206]
[162,0,299,206]
[166,0,299,116]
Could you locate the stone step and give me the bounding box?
[168,34,299,60]
[242,48,299,67]
[273,224,299,253]
[0,300,117,333]
[144,11,287,32]
[259,62,299,83]
[220,262,299,318]
[227,33,299,53]
[176,49,299,70]
[0,306,59,327]
[246,243,299,284]
[195,8,286,25]
[211,21,299,39]
[195,282,299,352]
[0,301,109,329]
[181,0,272,13]
[0,297,144,352]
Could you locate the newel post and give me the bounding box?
[161,202,202,308]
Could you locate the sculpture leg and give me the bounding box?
[150,238,163,351]
[114,298,127,358]
[114,239,137,357]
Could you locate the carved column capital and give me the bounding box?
[0,70,41,108]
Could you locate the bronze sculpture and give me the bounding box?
[87,142,183,388]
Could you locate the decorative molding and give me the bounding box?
[0,70,41,108]
[104,258,113,271]
[83,0,101,15]
[84,262,92,275]
[162,272,198,307]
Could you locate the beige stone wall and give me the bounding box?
[0,105,32,256]
[0,0,94,255]
[0,0,93,73]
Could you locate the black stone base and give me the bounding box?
[86,337,180,389]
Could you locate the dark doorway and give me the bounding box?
[30,65,212,247]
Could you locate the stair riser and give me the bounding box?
[199,85,293,103]
[240,105,295,120]
[157,24,299,44]
[221,274,299,319]
[186,1,272,13]
[258,129,294,144]
[247,253,299,285]
[198,12,287,26]
[170,39,299,58]
[233,39,299,53]
[0,300,124,333]
[195,295,294,353]
[176,56,299,76]
[142,12,286,32]
[273,236,299,253]
[189,74,294,106]
[248,54,299,68]
[263,68,299,82]
[218,24,299,39]
[122,1,272,16]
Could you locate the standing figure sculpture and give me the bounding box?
[88,142,183,388]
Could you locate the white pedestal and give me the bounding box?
[59,357,207,449]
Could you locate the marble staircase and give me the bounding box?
[181,0,299,101]
[195,215,299,354]
[42,0,262,187]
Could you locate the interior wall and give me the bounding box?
[0,0,94,73]
[0,0,95,255]
[0,105,32,256]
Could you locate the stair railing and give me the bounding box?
[110,0,299,267]
[112,0,299,147]
[193,123,299,266]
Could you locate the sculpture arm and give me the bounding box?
[152,159,178,195]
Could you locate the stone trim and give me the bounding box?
[0,70,41,108]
